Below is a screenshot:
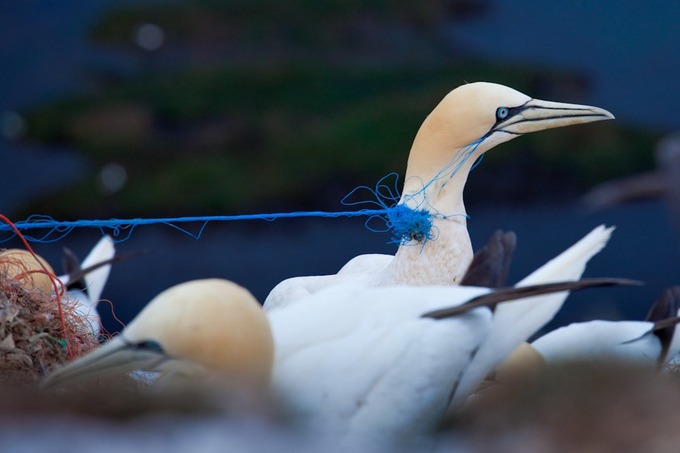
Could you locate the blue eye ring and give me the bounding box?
[496,106,510,120]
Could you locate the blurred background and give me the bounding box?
[1,0,679,334]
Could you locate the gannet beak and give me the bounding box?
[42,336,168,387]
[492,99,614,136]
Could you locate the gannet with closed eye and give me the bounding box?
[43,279,274,389]
[265,82,614,310]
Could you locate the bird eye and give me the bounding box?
[135,340,165,354]
[496,107,510,120]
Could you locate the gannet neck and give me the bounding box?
[375,215,473,286]
[400,143,476,216]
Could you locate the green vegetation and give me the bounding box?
[19,0,657,218]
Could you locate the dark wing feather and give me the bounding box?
[461,230,517,288]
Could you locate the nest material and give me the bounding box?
[0,256,99,386]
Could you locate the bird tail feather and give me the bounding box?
[81,235,115,304]
[449,225,614,409]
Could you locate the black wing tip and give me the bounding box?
[460,229,517,288]
[647,286,680,363]
[646,286,680,322]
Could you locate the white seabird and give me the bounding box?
[269,225,620,448]
[265,82,614,310]
[42,278,274,389]
[42,227,627,449]
[58,235,116,335]
[518,286,680,369]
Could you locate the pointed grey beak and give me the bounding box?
[493,99,614,135]
[41,336,168,388]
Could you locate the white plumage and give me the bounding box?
[449,225,614,407]
[531,290,680,366]
[269,225,614,448]
[533,321,667,364]
[41,226,620,449]
[270,283,490,447]
[58,235,115,335]
[492,287,680,386]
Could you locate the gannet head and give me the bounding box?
[43,279,274,388]
[404,82,614,198]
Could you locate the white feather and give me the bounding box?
[532,320,660,364]
[58,235,115,335]
[269,283,491,448]
[80,235,115,303]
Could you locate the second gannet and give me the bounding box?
[43,279,274,389]
[491,287,680,390]
[265,82,614,310]
[532,286,680,367]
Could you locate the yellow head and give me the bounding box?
[403,82,614,198]
[125,279,273,384]
[44,279,274,388]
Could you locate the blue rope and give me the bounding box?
[2,140,488,245]
[0,210,394,244]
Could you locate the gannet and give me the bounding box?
[489,287,680,391]
[43,279,274,389]
[42,229,623,448]
[265,82,614,310]
[58,235,116,335]
[269,225,620,448]
[527,286,680,368]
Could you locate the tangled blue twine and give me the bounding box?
[340,173,439,245]
[339,136,487,246]
[386,204,435,244]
